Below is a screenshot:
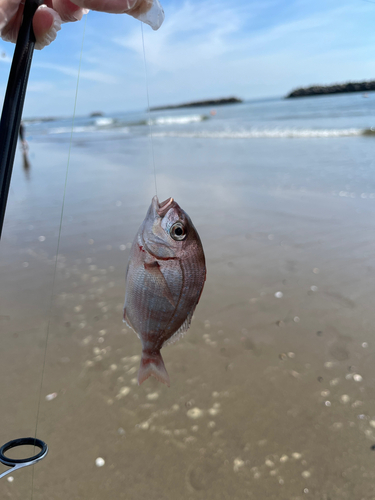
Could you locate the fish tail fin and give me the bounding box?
[138,351,170,387]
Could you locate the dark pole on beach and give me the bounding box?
[0,0,42,240]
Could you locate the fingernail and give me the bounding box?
[136,0,164,31]
[35,9,62,50]
[72,7,89,21]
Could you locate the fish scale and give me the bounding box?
[123,196,206,386]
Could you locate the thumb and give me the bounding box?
[33,5,61,50]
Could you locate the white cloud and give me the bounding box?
[114,0,245,72]
[34,61,118,84]
[108,0,375,108]
[2,0,374,116]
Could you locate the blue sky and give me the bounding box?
[0,0,374,117]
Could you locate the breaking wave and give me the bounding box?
[152,128,370,139]
[48,125,129,135]
[94,117,115,127]
[49,126,95,134]
[46,114,208,135]
[149,114,208,125]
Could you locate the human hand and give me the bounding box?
[0,0,163,50]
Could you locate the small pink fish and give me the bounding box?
[123,196,206,386]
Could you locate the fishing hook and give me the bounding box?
[0,437,48,479]
[0,0,42,239]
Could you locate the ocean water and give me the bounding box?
[26,91,375,141]
[2,91,375,499]
[23,91,375,201]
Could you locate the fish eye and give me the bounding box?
[170,222,187,241]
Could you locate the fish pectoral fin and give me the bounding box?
[144,261,176,307]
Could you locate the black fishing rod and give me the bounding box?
[0,0,42,239]
[0,0,48,478]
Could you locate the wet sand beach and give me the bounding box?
[2,107,375,499]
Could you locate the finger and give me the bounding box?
[51,0,88,22]
[0,0,21,31]
[33,5,61,49]
[69,0,138,14]
[70,0,164,30]
[129,0,163,30]
[1,2,23,44]
[1,3,62,48]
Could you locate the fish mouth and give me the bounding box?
[157,197,174,217]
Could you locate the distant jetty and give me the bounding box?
[287,80,375,98]
[150,97,242,111]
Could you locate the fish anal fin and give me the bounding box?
[123,308,140,338]
[123,307,132,328]
[138,351,170,387]
[144,261,176,307]
[164,310,194,346]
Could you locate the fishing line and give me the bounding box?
[30,14,88,499]
[141,22,158,197]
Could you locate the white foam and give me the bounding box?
[150,115,206,126]
[95,117,114,127]
[152,128,363,139]
[48,126,95,134]
[48,124,129,135]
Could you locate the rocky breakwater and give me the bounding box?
[287,80,375,98]
[150,97,242,111]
